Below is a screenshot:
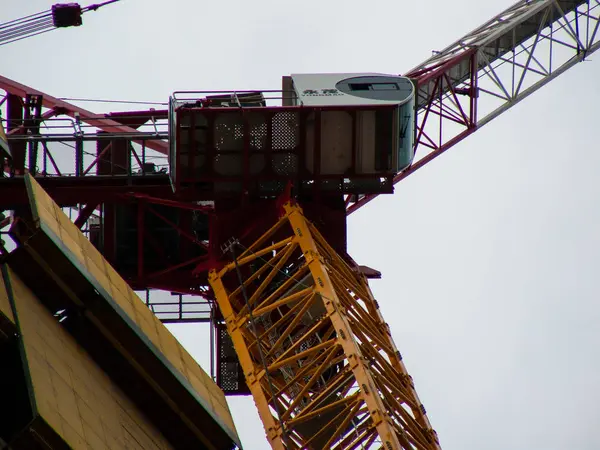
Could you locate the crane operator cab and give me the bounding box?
[168,73,416,197]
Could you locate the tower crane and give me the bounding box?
[1,0,599,448]
[0,1,120,47]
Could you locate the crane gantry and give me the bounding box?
[1,0,599,448]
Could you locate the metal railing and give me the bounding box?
[2,114,169,142]
[1,114,170,178]
[171,89,299,109]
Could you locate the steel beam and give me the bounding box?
[0,74,168,154]
[0,174,173,208]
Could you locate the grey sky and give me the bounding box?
[3,1,600,449]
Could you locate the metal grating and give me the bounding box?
[248,112,267,150]
[216,323,250,395]
[271,111,299,150]
[271,110,299,177]
[214,113,244,151]
[272,153,298,176]
[214,113,243,177]
[173,106,397,197]
[141,290,213,324]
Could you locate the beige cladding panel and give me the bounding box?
[26,174,240,441]
[0,121,9,157]
[0,268,15,325]
[6,266,173,450]
[356,110,377,173]
[319,111,353,175]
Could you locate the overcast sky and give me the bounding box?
[3,1,600,449]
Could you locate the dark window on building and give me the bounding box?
[349,82,399,91]
[371,83,398,91]
[349,83,371,91]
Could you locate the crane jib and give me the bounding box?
[349,0,599,213]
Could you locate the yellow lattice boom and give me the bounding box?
[210,203,440,450]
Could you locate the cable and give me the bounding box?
[0,11,52,30]
[0,18,54,38]
[0,18,55,46]
[82,0,122,12]
[0,11,55,46]
[0,1,121,47]
[0,28,55,47]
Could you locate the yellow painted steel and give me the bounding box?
[0,269,15,325]
[210,203,440,450]
[23,174,240,444]
[0,120,9,158]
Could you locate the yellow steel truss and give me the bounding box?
[0,120,10,158]
[209,203,440,450]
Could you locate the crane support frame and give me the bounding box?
[209,203,440,450]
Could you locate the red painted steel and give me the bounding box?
[172,104,397,198]
[0,19,583,296]
[0,75,168,154]
[347,51,479,213]
[0,62,478,295]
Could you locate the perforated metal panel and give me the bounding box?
[271,111,299,178]
[271,111,299,150]
[249,113,267,150]
[216,324,250,396]
[172,104,400,197]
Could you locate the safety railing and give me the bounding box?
[170,89,299,110]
